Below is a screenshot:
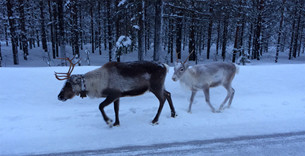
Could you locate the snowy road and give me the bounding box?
[36,131,305,156]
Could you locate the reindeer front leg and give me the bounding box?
[99,96,116,127]
[203,88,217,113]
[113,99,120,127]
[188,91,197,113]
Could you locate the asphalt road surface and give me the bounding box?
[37,131,305,156]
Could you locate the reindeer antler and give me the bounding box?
[54,56,80,80]
[175,50,180,62]
[183,50,194,64]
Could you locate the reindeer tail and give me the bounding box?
[234,64,240,74]
[163,63,170,73]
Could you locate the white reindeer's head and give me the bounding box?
[172,62,189,81]
[172,50,193,81]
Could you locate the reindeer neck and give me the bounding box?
[70,74,87,98]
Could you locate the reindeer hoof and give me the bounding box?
[171,112,177,118]
[187,111,192,114]
[113,122,120,127]
[152,120,159,125]
[106,120,113,128]
[215,110,222,113]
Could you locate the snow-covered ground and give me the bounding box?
[1,63,305,155]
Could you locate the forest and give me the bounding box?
[0,0,304,66]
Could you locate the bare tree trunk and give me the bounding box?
[293,0,301,58]
[252,0,264,60]
[58,0,66,65]
[215,19,221,57]
[40,0,48,53]
[98,1,102,55]
[53,1,59,57]
[115,0,121,62]
[79,5,83,50]
[48,0,56,59]
[275,0,285,63]
[232,0,242,63]
[289,6,297,60]
[248,23,253,59]
[153,0,162,61]
[206,2,213,60]
[137,0,144,61]
[90,2,95,54]
[222,16,228,61]
[72,0,79,58]
[18,0,29,60]
[176,10,183,59]
[168,18,174,63]
[7,0,19,65]
[189,19,196,61]
[106,0,112,62]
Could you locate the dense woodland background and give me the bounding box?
[0,0,304,66]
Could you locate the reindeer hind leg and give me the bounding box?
[164,90,177,118]
[151,88,166,124]
[188,91,197,113]
[227,88,235,108]
[113,99,120,127]
[218,85,234,111]
[203,88,216,113]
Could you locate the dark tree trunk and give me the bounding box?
[115,0,121,62]
[275,0,285,63]
[292,1,301,58]
[222,16,228,61]
[216,19,221,57]
[175,10,183,60]
[252,0,264,60]
[18,0,29,60]
[5,22,9,46]
[48,0,56,59]
[153,0,162,61]
[7,0,19,65]
[57,0,66,64]
[72,0,79,58]
[168,18,174,63]
[189,18,196,61]
[289,7,297,60]
[106,0,112,62]
[40,0,48,52]
[206,3,213,60]
[137,0,144,61]
[79,5,83,50]
[53,1,59,57]
[90,2,95,54]
[248,23,253,59]
[232,0,242,63]
[98,1,102,55]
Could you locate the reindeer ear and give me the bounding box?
[174,61,179,66]
[184,62,189,69]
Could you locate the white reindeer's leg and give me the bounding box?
[218,85,234,111]
[203,88,216,113]
[227,88,235,108]
[188,91,197,113]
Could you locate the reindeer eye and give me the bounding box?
[180,68,184,72]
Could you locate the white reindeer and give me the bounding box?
[172,54,238,113]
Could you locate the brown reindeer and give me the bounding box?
[55,57,177,127]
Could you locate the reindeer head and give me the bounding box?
[172,50,193,81]
[55,57,81,101]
